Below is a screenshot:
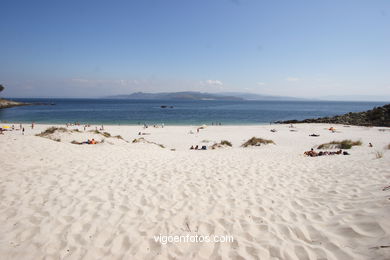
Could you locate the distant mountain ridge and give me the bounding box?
[107,91,305,101]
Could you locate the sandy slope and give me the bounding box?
[0,123,389,259]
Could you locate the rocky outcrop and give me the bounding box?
[0,98,29,109]
[0,98,54,109]
[276,104,390,127]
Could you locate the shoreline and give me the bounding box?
[3,121,390,129]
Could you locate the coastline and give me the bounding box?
[1,123,390,259]
[1,99,388,127]
[0,98,30,109]
[0,98,54,109]
[277,104,390,127]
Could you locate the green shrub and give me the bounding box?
[36,127,67,137]
[211,140,233,149]
[220,140,232,147]
[102,132,111,137]
[241,137,275,147]
[375,151,383,159]
[318,140,362,149]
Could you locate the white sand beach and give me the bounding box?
[0,123,389,260]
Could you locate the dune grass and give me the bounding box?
[241,137,275,147]
[375,151,383,159]
[36,127,68,137]
[318,139,362,149]
[89,129,101,134]
[88,130,124,140]
[211,140,232,149]
[132,137,145,143]
[132,137,165,148]
[102,132,111,137]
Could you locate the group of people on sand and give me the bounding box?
[190,145,207,150]
[66,122,82,127]
[139,123,164,129]
[0,124,25,135]
[304,148,349,157]
[87,139,98,144]
[73,138,99,145]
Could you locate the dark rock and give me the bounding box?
[276,104,390,127]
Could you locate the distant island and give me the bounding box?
[107,91,306,101]
[276,104,390,127]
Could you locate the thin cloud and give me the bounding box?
[257,82,265,86]
[200,80,224,88]
[286,77,299,82]
[71,78,137,87]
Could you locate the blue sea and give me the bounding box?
[0,98,387,125]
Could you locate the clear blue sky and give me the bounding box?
[1,0,389,99]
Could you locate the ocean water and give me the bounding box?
[0,98,387,125]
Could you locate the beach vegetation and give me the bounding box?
[102,132,111,137]
[241,137,275,147]
[375,151,383,159]
[132,137,145,143]
[36,127,68,137]
[318,140,362,149]
[132,137,165,148]
[220,140,232,146]
[89,129,101,134]
[211,140,232,149]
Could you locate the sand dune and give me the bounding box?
[0,123,389,259]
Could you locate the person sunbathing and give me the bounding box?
[309,134,320,137]
[304,148,318,157]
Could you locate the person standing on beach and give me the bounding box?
[22,127,25,135]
